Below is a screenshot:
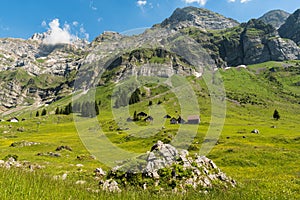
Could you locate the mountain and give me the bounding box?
[278,9,300,45]
[0,37,86,112]
[182,19,300,67]
[258,9,290,29]
[159,6,239,30]
[0,6,300,112]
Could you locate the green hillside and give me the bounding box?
[0,61,299,199]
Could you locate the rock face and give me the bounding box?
[189,19,300,67]
[101,48,195,83]
[279,9,300,45]
[0,37,87,111]
[160,6,239,30]
[258,10,290,29]
[106,141,236,193]
[1,7,300,112]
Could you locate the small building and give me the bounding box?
[137,112,148,117]
[144,116,153,122]
[170,117,177,124]
[177,116,185,124]
[7,117,19,123]
[187,115,200,124]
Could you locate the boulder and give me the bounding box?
[251,129,260,134]
[105,141,236,193]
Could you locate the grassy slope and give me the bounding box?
[0,61,299,199]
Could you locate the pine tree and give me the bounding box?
[148,100,153,106]
[41,108,47,116]
[36,111,39,117]
[133,111,138,121]
[273,109,280,120]
[95,101,100,116]
[55,107,60,115]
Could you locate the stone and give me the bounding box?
[56,145,72,151]
[94,168,106,176]
[62,173,68,180]
[75,180,86,185]
[251,129,260,134]
[106,141,236,193]
[102,179,121,192]
[76,164,84,168]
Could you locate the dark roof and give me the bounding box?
[137,112,148,117]
[144,116,153,121]
[177,116,185,122]
[164,114,172,118]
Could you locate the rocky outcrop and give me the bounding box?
[0,36,87,111]
[279,9,300,45]
[189,19,300,67]
[0,157,43,170]
[10,141,40,147]
[101,48,195,83]
[105,141,236,193]
[160,6,239,30]
[258,10,290,29]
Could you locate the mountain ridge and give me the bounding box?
[0,6,299,112]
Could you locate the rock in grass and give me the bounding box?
[55,145,72,151]
[104,141,237,193]
[102,179,121,193]
[10,141,40,147]
[94,168,106,176]
[251,129,260,134]
[75,180,86,185]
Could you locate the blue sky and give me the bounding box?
[0,0,299,41]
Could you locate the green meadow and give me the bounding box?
[0,61,299,199]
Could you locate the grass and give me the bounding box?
[0,61,299,199]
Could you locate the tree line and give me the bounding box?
[55,101,100,117]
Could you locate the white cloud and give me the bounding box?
[80,26,89,41]
[183,0,208,6]
[137,0,147,7]
[42,19,90,44]
[89,0,98,10]
[41,20,47,27]
[73,21,79,27]
[43,19,72,45]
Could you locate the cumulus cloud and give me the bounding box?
[43,19,73,45]
[183,0,208,6]
[42,19,89,44]
[137,0,147,7]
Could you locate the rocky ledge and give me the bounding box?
[101,141,236,193]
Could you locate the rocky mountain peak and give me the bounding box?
[29,30,89,48]
[278,9,300,45]
[258,9,290,29]
[242,19,276,35]
[93,31,123,44]
[160,6,239,30]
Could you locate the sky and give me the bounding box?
[0,0,299,42]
